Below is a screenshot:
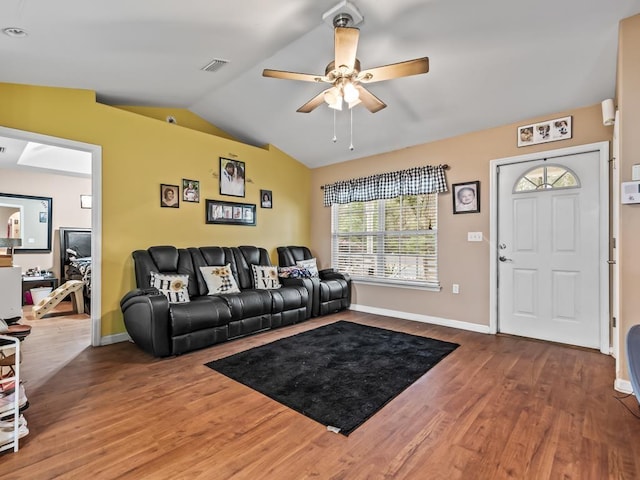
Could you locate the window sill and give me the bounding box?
[351,278,441,292]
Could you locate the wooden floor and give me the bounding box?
[1,305,639,479]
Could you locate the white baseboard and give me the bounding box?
[615,378,633,394]
[349,304,492,334]
[100,332,131,346]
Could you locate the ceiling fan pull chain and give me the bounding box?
[349,108,354,151]
[332,109,337,143]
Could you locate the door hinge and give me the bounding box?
[612,317,617,328]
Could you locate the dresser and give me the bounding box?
[0,266,22,320]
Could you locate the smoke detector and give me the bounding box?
[322,1,363,28]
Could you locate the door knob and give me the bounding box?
[499,256,512,262]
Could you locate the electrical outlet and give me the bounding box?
[452,284,459,294]
[467,232,483,242]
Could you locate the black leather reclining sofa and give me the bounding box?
[120,245,312,357]
[277,246,351,317]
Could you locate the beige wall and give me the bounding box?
[617,14,640,382]
[0,169,91,277]
[311,104,611,327]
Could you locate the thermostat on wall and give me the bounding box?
[621,181,640,204]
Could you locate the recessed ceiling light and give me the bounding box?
[3,27,28,38]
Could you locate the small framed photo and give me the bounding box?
[220,157,245,197]
[518,115,572,147]
[160,184,179,208]
[260,189,272,209]
[182,179,200,203]
[452,181,480,214]
[80,194,92,209]
[206,199,256,226]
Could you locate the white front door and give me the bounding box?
[497,150,602,348]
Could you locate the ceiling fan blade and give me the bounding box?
[296,90,328,113]
[262,69,324,83]
[356,85,387,113]
[335,27,359,71]
[359,57,429,83]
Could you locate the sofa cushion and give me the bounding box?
[252,265,281,290]
[200,264,241,295]
[222,289,273,319]
[169,296,232,335]
[296,258,319,277]
[150,272,190,303]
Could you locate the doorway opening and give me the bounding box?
[0,126,102,346]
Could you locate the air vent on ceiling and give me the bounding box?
[201,58,229,73]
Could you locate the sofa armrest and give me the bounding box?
[280,277,317,318]
[120,287,160,308]
[319,268,336,276]
[120,288,173,357]
[319,270,352,308]
[320,270,351,284]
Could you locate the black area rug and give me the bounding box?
[205,321,459,435]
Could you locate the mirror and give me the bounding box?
[0,193,52,253]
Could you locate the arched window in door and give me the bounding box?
[513,164,580,192]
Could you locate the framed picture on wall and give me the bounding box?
[160,184,179,208]
[219,158,245,197]
[182,179,200,203]
[517,116,572,147]
[260,189,272,208]
[206,199,256,226]
[80,194,92,209]
[452,181,480,214]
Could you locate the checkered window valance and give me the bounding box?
[322,165,448,207]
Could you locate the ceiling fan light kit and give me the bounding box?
[262,0,429,149]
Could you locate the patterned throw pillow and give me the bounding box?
[252,265,282,290]
[150,272,190,303]
[200,264,241,295]
[278,266,314,279]
[296,258,319,277]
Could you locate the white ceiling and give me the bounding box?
[1,0,639,169]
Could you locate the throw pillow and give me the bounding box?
[252,265,282,290]
[200,264,241,295]
[150,272,190,303]
[278,266,314,279]
[296,258,319,277]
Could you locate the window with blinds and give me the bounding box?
[331,194,439,287]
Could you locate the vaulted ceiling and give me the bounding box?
[1,0,639,169]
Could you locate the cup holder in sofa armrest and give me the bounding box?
[120,287,161,307]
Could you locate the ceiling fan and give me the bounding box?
[262,13,429,114]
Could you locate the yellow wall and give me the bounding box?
[311,104,611,327]
[0,83,311,337]
[113,105,237,140]
[617,14,640,382]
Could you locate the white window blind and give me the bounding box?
[331,194,439,287]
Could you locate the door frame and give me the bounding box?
[0,125,103,347]
[489,141,610,354]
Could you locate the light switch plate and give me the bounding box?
[467,232,483,242]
